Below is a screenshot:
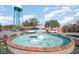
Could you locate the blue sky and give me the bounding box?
[0,5,79,26]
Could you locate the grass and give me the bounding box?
[0,42,12,54]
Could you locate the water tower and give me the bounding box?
[13,6,23,26]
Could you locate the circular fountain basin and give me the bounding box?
[7,33,75,54]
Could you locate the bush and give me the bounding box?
[3,35,7,38]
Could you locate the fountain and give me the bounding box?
[6,17,75,54]
[6,23,75,54]
[37,35,44,40]
[7,32,75,54]
[30,23,45,43]
[6,6,75,54]
[30,34,44,43]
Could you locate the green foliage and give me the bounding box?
[23,18,39,28]
[0,23,2,29]
[3,35,7,38]
[0,23,2,26]
[0,42,6,48]
[23,20,29,26]
[29,18,39,27]
[2,25,21,30]
[45,20,60,28]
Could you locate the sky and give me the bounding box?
[0,5,79,26]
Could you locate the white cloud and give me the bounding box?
[22,15,35,22]
[0,16,13,25]
[0,16,12,20]
[59,16,75,25]
[44,9,65,20]
[74,12,79,17]
[43,7,49,12]
[44,12,54,20]
[60,5,71,10]
[0,15,36,25]
[64,17,74,24]
[44,6,72,20]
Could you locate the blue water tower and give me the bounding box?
[13,6,23,26]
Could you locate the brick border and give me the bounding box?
[6,36,75,52]
[0,38,7,42]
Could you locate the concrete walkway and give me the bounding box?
[71,46,79,54]
[62,32,79,36]
[0,46,79,54]
[0,30,15,36]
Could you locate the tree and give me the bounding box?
[0,23,2,27]
[45,20,60,28]
[23,20,30,26]
[74,18,79,25]
[0,23,2,30]
[23,18,39,28]
[29,18,39,28]
[62,18,79,32]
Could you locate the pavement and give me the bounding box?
[62,32,79,36]
[0,30,15,36]
[71,46,79,54]
[0,45,79,54]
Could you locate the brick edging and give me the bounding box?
[6,37,75,52]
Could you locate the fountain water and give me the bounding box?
[30,34,44,43]
[30,24,44,43]
[37,35,44,40]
